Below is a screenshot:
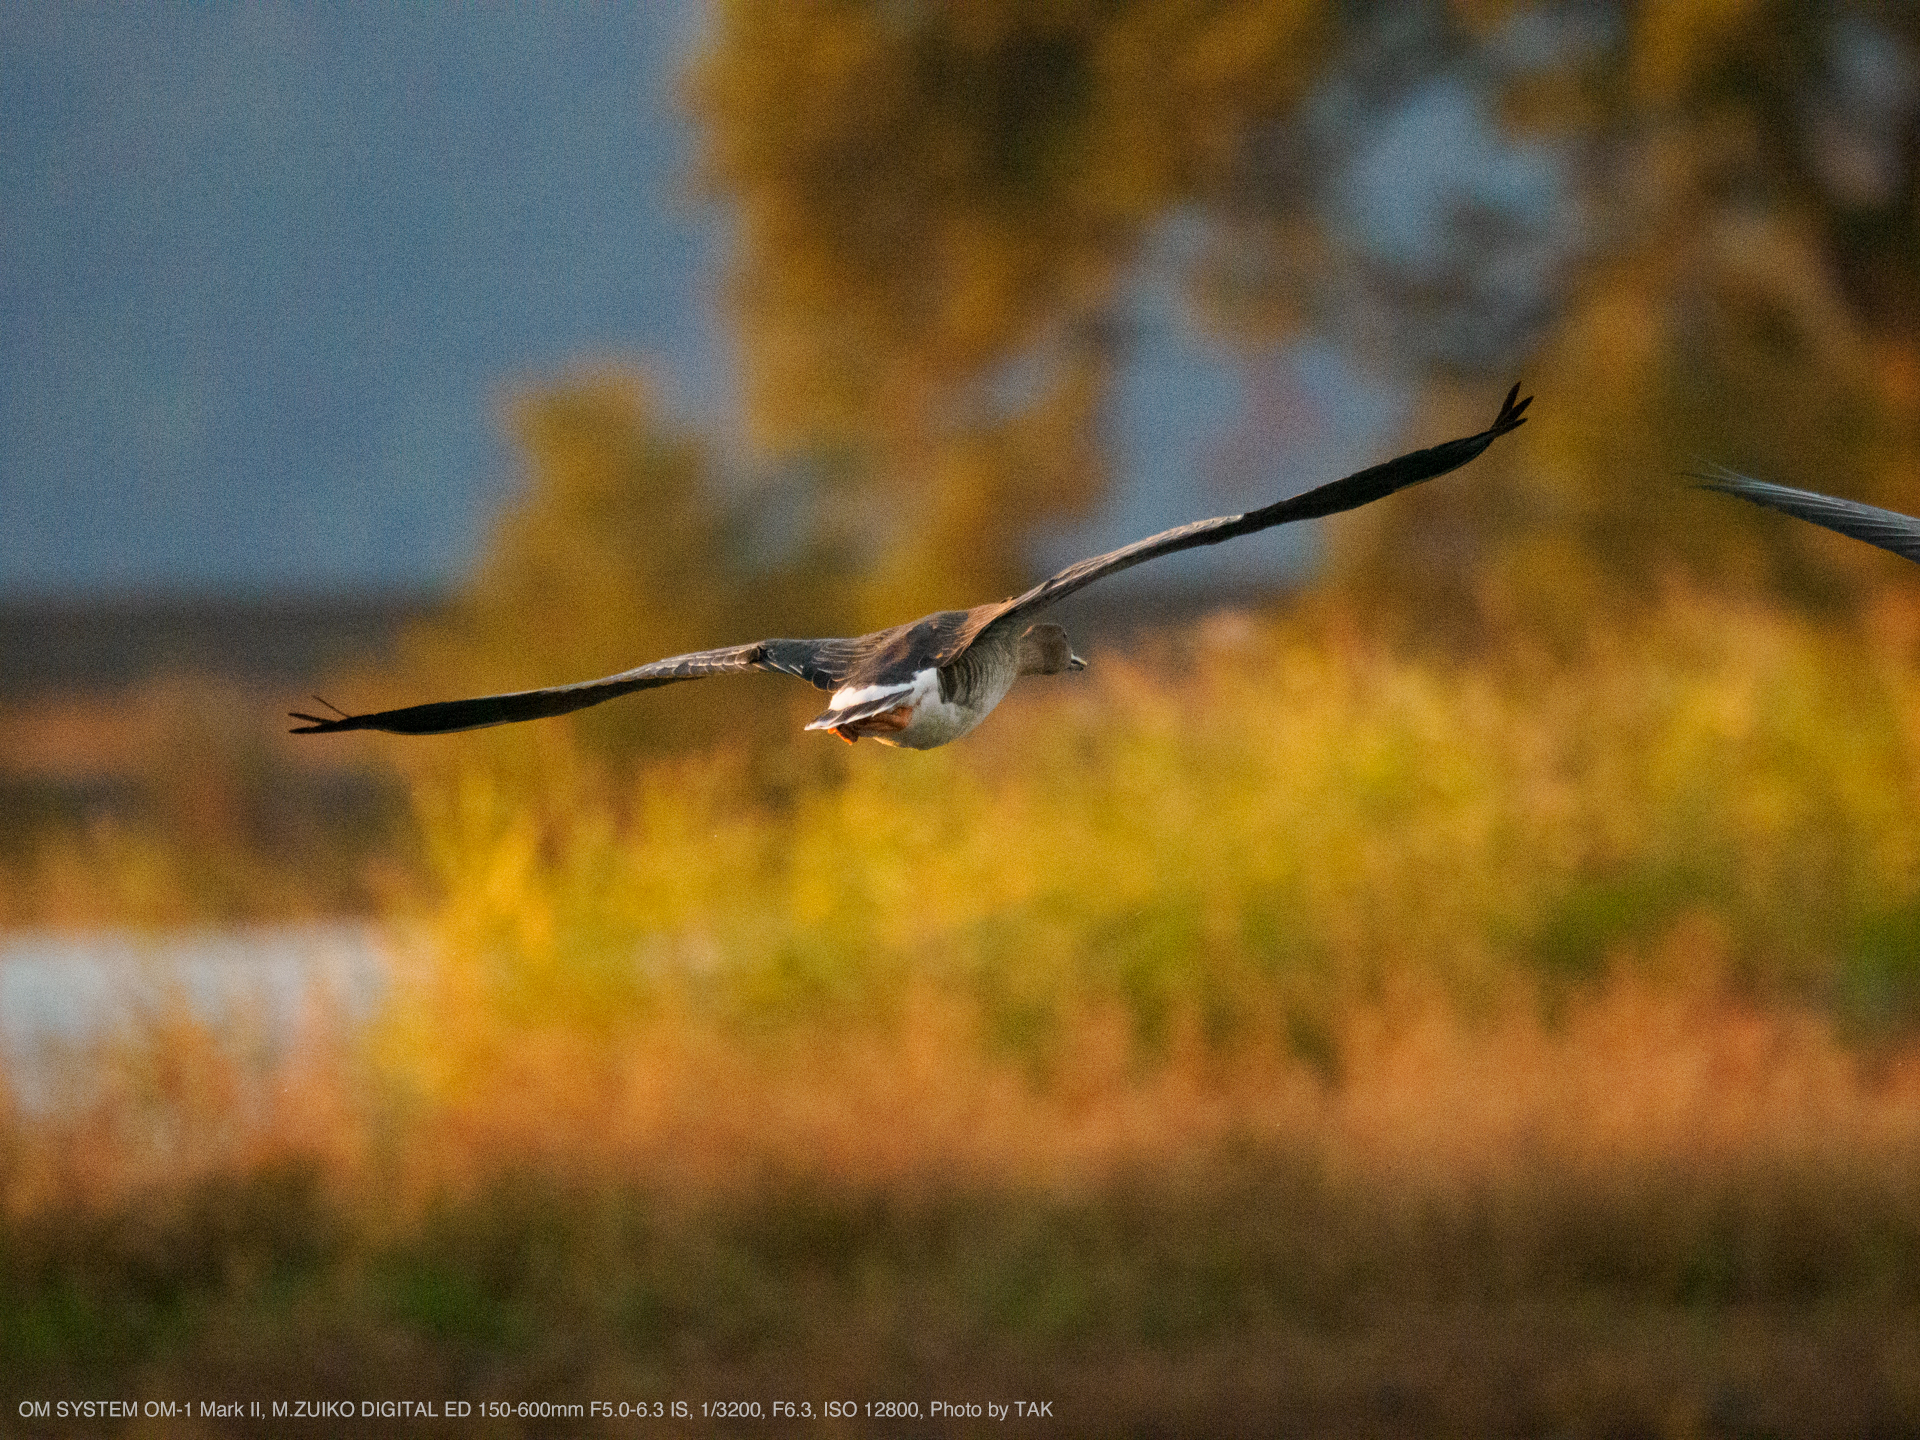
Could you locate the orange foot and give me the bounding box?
[832,726,857,745]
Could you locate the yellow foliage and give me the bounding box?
[10,603,1920,1418]
[379,590,1920,1125]
[1631,0,1765,105]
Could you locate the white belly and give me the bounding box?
[881,691,989,748]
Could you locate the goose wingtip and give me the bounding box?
[1496,382,1532,431]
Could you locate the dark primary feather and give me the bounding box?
[1695,467,1920,564]
[288,639,851,735]
[941,382,1531,660]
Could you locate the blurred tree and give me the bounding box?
[1337,0,1920,637]
[396,1,1920,768]
[401,368,809,762]
[695,0,1331,623]
[695,0,1920,636]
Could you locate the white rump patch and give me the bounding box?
[802,673,927,730]
[828,680,915,710]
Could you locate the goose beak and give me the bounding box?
[1068,651,1087,672]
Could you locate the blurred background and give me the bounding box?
[5,2,1920,1433]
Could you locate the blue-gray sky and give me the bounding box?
[3,4,718,596]
[3,6,1553,601]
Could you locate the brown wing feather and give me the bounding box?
[934,383,1531,664]
[289,637,861,736]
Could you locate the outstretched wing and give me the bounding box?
[289,637,863,736]
[938,382,1531,661]
[1696,467,1920,564]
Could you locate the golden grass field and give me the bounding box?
[6,594,1920,1435]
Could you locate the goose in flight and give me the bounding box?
[1698,467,1920,564]
[292,383,1530,749]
